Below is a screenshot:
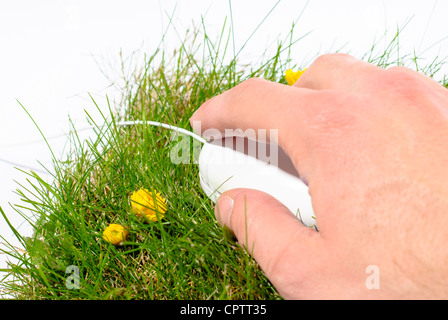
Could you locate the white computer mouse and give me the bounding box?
[198,136,315,227]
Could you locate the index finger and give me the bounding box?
[190,78,320,161]
[190,77,364,205]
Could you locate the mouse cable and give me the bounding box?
[0,120,206,174]
[116,120,206,144]
[0,120,206,148]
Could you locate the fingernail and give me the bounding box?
[216,195,234,227]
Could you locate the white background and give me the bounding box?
[1,0,447,286]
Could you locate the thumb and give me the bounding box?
[215,188,324,293]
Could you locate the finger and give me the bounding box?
[384,65,448,93]
[215,189,326,298]
[191,78,306,140]
[190,77,355,186]
[294,53,381,92]
[190,77,321,164]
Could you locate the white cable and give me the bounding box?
[116,120,207,144]
[0,120,206,174]
[0,120,206,148]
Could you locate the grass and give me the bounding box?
[1,12,447,300]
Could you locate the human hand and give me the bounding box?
[190,53,448,299]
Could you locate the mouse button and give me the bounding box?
[276,147,300,178]
[216,137,300,178]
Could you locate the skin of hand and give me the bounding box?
[190,53,448,299]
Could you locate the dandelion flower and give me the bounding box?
[102,223,129,245]
[131,188,168,222]
[285,68,307,85]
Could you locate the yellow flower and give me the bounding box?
[130,188,168,222]
[102,223,129,245]
[285,68,307,85]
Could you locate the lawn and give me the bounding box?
[1,15,447,300]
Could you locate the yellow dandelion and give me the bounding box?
[102,223,129,245]
[285,68,307,85]
[130,188,168,222]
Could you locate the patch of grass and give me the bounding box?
[0,11,296,300]
[1,12,447,300]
